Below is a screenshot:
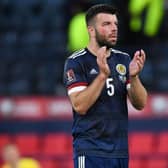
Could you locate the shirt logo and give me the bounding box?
[66,69,76,82]
[90,68,98,75]
[116,64,126,75]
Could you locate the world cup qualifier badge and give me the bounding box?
[66,69,76,83]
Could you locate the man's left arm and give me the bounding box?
[127,49,148,110]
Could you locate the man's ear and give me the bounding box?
[88,26,95,37]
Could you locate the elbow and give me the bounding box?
[133,97,147,110]
[134,104,145,110]
[140,92,148,109]
[131,91,148,110]
[73,104,88,115]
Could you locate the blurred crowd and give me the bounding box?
[1,144,40,168]
[0,0,167,95]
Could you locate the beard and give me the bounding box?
[95,29,117,49]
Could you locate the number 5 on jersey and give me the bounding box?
[106,78,114,96]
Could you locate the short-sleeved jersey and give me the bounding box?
[63,48,131,158]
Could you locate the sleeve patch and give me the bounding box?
[66,69,76,83]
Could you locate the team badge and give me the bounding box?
[66,69,76,82]
[116,64,126,75]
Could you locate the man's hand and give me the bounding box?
[129,49,146,77]
[96,46,110,78]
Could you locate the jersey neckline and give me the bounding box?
[85,47,113,59]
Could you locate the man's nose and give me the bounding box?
[112,24,117,31]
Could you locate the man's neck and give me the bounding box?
[87,43,111,57]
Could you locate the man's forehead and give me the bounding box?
[96,13,117,21]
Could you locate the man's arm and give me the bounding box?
[128,49,148,110]
[69,73,107,115]
[69,47,110,115]
[128,76,147,110]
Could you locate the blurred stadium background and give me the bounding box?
[0,0,168,168]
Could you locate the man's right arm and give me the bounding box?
[69,73,107,115]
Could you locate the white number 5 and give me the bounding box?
[106,78,114,96]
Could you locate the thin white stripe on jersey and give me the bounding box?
[78,156,80,168]
[68,86,87,95]
[83,156,85,168]
[78,156,81,168]
[111,48,129,56]
[78,156,85,168]
[70,49,85,57]
[69,49,86,59]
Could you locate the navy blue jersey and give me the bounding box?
[63,48,131,158]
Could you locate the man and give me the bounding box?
[1,144,40,168]
[63,4,147,168]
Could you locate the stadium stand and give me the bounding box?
[0,0,67,96]
[129,132,155,156]
[0,132,168,168]
[0,134,11,149]
[157,132,168,155]
[14,134,40,156]
[146,159,168,168]
[42,133,72,157]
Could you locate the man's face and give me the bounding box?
[2,145,20,164]
[94,13,118,48]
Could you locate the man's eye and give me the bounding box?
[103,22,110,25]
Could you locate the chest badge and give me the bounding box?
[116,64,126,75]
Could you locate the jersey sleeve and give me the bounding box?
[63,58,88,95]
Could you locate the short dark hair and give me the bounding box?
[86,4,117,26]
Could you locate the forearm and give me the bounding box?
[70,73,107,115]
[128,75,147,110]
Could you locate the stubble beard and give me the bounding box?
[95,29,117,49]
